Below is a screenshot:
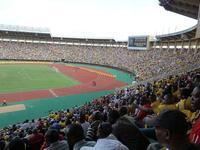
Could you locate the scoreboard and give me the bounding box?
[128,36,150,50]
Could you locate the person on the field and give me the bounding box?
[2,99,7,106]
[92,81,96,87]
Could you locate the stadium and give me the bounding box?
[0,0,200,150]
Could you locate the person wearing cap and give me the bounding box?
[148,109,200,150]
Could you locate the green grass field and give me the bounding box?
[0,64,80,93]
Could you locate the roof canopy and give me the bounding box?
[159,0,199,19]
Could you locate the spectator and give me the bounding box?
[79,114,90,137]
[86,111,102,141]
[96,122,112,139]
[81,122,128,150]
[66,124,95,150]
[112,116,150,150]
[2,99,7,106]
[44,129,69,150]
[0,140,6,150]
[189,85,200,145]
[28,128,44,150]
[8,137,26,150]
[107,110,120,125]
[148,109,200,150]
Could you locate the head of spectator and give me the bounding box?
[97,122,112,139]
[92,111,102,122]
[191,85,200,112]
[154,109,195,150]
[180,88,191,100]
[161,93,174,104]
[108,109,120,124]
[8,137,26,150]
[139,95,149,105]
[45,129,59,145]
[119,106,128,117]
[112,116,150,150]
[194,74,200,87]
[79,113,86,124]
[51,122,60,131]
[0,140,6,150]
[67,123,96,150]
[66,124,84,147]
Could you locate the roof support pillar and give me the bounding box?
[174,40,177,50]
[189,40,192,50]
[167,41,170,50]
[195,38,199,52]
[195,3,200,38]
[181,40,184,49]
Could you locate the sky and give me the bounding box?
[0,0,197,41]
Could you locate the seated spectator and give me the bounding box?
[96,122,112,139]
[81,122,128,150]
[148,109,200,150]
[189,85,200,145]
[119,106,128,117]
[28,128,44,150]
[0,140,6,150]
[86,111,102,141]
[79,113,90,136]
[44,129,69,150]
[7,137,26,150]
[133,96,152,127]
[107,109,120,125]
[143,93,177,127]
[66,124,95,150]
[112,116,150,150]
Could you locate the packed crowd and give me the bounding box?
[0,41,200,81]
[0,66,200,150]
[1,40,200,149]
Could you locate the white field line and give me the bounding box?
[49,89,58,97]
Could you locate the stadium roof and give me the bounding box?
[0,25,122,44]
[52,37,116,44]
[156,24,197,40]
[0,24,51,40]
[159,0,199,19]
[0,24,50,34]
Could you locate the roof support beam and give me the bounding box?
[195,3,200,38]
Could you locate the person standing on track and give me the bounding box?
[92,81,96,87]
[2,99,7,106]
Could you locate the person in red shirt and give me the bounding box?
[28,128,44,150]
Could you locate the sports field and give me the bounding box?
[0,62,132,128]
[0,64,80,93]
